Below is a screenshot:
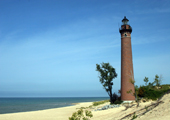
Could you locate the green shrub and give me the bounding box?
[69,109,93,120]
[112,92,118,103]
[88,105,93,108]
[138,86,145,97]
[132,112,137,120]
[92,100,109,106]
[113,100,123,104]
[136,84,170,100]
[154,84,170,91]
[143,89,167,100]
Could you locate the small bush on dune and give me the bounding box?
[113,100,123,104]
[138,86,145,97]
[136,75,170,101]
[112,92,119,103]
[132,112,138,120]
[69,109,93,120]
[143,89,168,100]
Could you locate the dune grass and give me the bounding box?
[92,99,110,106]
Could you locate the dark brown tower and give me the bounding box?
[119,16,135,102]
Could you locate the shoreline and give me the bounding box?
[0,93,169,120]
[0,97,109,115]
[0,102,94,120]
[0,103,80,115]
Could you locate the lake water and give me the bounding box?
[0,97,109,114]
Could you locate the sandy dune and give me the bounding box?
[136,92,170,120]
[0,92,169,120]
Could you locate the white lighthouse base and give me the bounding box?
[122,100,135,103]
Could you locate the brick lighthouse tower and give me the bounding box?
[119,16,135,102]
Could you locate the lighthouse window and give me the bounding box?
[124,33,127,37]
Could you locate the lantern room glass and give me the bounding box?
[122,21,129,25]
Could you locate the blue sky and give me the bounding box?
[0,0,170,97]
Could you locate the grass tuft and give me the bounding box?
[92,99,110,106]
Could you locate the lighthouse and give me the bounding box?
[119,16,135,102]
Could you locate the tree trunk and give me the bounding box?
[110,95,113,104]
[109,88,113,104]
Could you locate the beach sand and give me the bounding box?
[0,102,93,120]
[0,92,170,120]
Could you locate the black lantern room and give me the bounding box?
[119,16,132,34]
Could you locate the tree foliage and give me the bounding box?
[96,62,117,103]
[154,74,162,87]
[143,77,149,86]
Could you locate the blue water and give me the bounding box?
[0,97,109,114]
